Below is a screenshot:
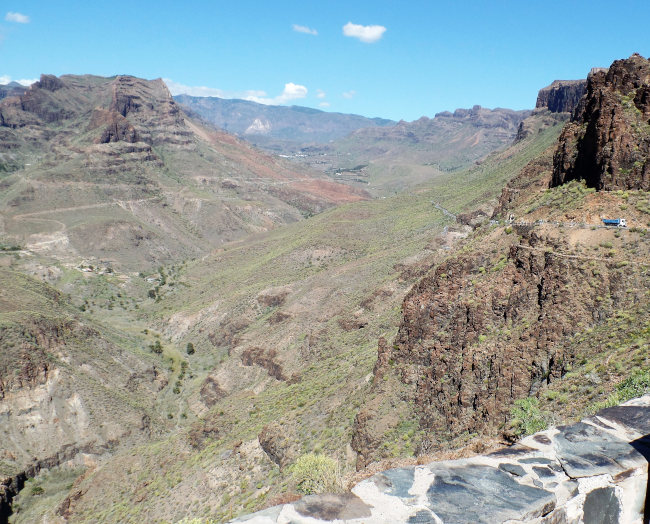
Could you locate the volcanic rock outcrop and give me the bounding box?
[352,222,648,467]
[552,54,650,190]
[0,74,368,268]
[535,79,586,114]
[351,59,650,467]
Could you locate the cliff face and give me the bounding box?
[535,79,586,113]
[0,269,165,512]
[353,217,648,467]
[552,54,650,190]
[351,59,650,468]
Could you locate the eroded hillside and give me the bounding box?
[0,111,564,523]
[3,56,649,524]
[0,75,366,269]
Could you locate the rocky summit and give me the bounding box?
[535,79,587,114]
[0,74,367,268]
[553,54,650,190]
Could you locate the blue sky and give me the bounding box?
[1,1,649,121]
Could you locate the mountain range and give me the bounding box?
[1,55,648,524]
[0,74,366,269]
[174,94,395,148]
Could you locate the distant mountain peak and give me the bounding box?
[174,94,395,148]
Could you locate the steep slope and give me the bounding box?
[0,269,168,520]
[174,95,394,148]
[0,75,366,269]
[535,79,586,113]
[19,115,566,524]
[178,96,533,196]
[352,55,650,469]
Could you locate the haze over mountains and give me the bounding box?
[174,94,395,148]
[1,54,649,524]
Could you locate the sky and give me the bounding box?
[1,0,649,121]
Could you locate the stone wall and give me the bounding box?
[231,395,649,523]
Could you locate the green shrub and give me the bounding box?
[509,397,549,437]
[186,342,195,355]
[616,369,650,400]
[290,453,342,495]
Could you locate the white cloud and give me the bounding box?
[5,12,30,23]
[342,90,356,99]
[316,89,326,99]
[319,102,330,108]
[0,75,36,86]
[293,24,317,36]
[247,83,308,105]
[165,79,308,106]
[342,22,386,43]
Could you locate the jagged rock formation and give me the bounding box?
[553,54,650,190]
[360,106,529,144]
[350,70,650,467]
[231,395,650,523]
[535,80,586,113]
[352,216,648,467]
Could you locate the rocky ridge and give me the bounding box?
[553,54,650,190]
[0,74,367,268]
[350,54,650,470]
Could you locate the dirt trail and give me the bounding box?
[12,197,159,220]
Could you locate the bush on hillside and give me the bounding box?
[508,397,550,437]
[290,453,343,495]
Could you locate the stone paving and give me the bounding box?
[230,395,650,523]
